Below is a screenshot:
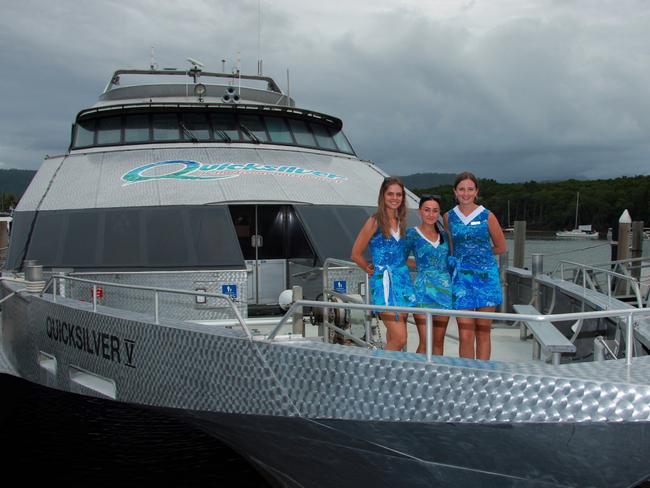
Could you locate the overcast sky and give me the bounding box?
[1,0,649,182]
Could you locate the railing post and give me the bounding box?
[425,313,432,361]
[321,261,329,343]
[626,313,634,366]
[531,253,543,311]
[594,336,606,361]
[154,290,159,325]
[92,284,97,312]
[53,276,57,303]
[291,285,304,335]
[499,251,508,314]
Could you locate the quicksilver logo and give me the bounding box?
[122,160,347,185]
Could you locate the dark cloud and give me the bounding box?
[1,1,649,182]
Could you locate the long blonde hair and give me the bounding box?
[374,176,407,238]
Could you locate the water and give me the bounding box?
[506,236,650,272]
[0,373,270,487]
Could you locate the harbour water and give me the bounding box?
[2,237,648,486]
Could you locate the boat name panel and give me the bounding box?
[45,316,136,368]
[122,160,347,185]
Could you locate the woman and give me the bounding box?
[444,172,506,360]
[351,176,415,351]
[406,195,451,355]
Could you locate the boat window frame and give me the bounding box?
[70,106,357,156]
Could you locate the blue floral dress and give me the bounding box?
[447,205,502,309]
[368,227,416,308]
[405,227,452,309]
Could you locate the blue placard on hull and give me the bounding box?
[221,284,238,298]
[333,280,347,293]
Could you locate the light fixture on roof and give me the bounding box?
[194,83,207,101]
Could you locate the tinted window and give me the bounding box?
[332,130,355,154]
[25,212,65,264]
[75,120,95,147]
[103,209,142,266]
[311,123,337,150]
[288,119,317,147]
[239,115,269,142]
[210,113,240,141]
[96,116,122,145]
[61,211,100,265]
[182,113,211,141]
[265,117,294,144]
[153,114,179,141]
[295,206,374,261]
[124,114,150,142]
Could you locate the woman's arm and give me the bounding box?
[351,217,377,275]
[487,212,507,255]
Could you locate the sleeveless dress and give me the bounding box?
[368,227,416,308]
[447,205,502,309]
[405,227,452,309]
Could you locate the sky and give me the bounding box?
[1,0,649,182]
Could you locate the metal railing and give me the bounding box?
[267,299,650,366]
[41,274,253,339]
[553,260,645,307]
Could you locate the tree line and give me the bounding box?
[412,175,650,232]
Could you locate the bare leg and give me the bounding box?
[457,316,476,359]
[381,313,408,351]
[413,314,427,354]
[433,317,450,356]
[475,306,495,360]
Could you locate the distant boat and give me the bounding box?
[556,192,599,239]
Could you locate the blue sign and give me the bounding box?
[333,280,347,293]
[221,284,238,298]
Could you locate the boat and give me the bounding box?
[556,192,599,239]
[1,61,650,488]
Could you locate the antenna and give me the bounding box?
[286,69,291,106]
[187,57,205,69]
[149,46,158,70]
[221,59,226,73]
[237,51,241,95]
[257,0,263,75]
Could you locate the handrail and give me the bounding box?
[553,260,644,307]
[40,274,253,339]
[267,299,650,365]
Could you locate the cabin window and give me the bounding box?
[71,110,356,156]
[124,114,150,142]
[75,120,96,147]
[153,113,180,141]
[181,113,211,141]
[6,206,245,271]
[265,117,294,144]
[295,205,375,261]
[332,130,354,154]
[210,113,240,141]
[239,115,270,142]
[96,116,122,145]
[311,124,337,150]
[288,119,317,147]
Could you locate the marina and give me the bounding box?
[1,62,650,488]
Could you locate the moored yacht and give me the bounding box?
[1,62,649,488]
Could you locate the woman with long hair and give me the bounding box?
[351,176,415,351]
[406,195,451,355]
[444,172,506,360]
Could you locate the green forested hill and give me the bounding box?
[411,175,650,231]
[0,169,36,198]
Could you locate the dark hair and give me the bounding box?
[375,176,407,238]
[418,194,442,208]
